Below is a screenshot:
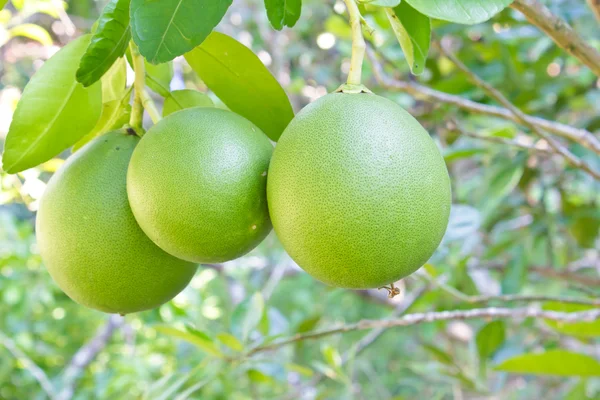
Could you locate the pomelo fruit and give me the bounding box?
[127,108,273,263]
[36,131,197,314]
[267,92,451,289]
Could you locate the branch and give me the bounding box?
[57,315,123,400]
[511,0,600,77]
[418,272,600,306]
[0,330,57,399]
[365,48,600,156]
[249,307,600,356]
[587,0,600,23]
[437,40,600,180]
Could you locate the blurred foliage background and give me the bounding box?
[1,0,600,399]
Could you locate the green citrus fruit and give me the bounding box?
[36,131,197,314]
[267,92,451,289]
[127,108,273,263]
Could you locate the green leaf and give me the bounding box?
[444,147,487,163]
[286,363,314,377]
[247,369,275,385]
[216,333,244,352]
[476,321,505,359]
[101,57,128,103]
[72,90,131,152]
[422,343,454,366]
[231,293,265,342]
[76,0,131,87]
[130,0,233,64]
[322,345,342,369]
[387,2,430,75]
[8,24,52,46]
[1,0,8,10]
[495,350,600,377]
[154,326,223,357]
[2,35,102,173]
[403,0,514,24]
[186,32,294,141]
[264,0,302,30]
[163,89,214,117]
[359,0,401,6]
[542,302,600,338]
[145,61,173,97]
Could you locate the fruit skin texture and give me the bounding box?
[127,107,273,263]
[36,131,197,314]
[267,93,451,289]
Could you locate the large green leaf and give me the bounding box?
[264,0,302,30]
[2,35,102,173]
[145,61,173,97]
[130,0,233,64]
[495,350,600,377]
[185,32,294,141]
[101,57,127,102]
[404,0,513,24]
[387,2,430,75]
[76,0,131,87]
[542,302,600,338]
[163,89,214,117]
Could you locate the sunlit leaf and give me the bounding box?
[247,369,275,385]
[387,2,430,75]
[495,350,600,377]
[186,32,294,141]
[76,0,131,86]
[8,24,52,46]
[2,35,102,173]
[403,0,514,24]
[130,0,233,64]
[216,332,244,352]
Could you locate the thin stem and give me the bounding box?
[141,89,161,124]
[437,40,600,180]
[248,307,600,356]
[129,42,145,132]
[342,0,366,86]
[511,0,600,77]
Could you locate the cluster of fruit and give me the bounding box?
[36,91,451,314]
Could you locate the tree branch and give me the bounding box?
[511,0,600,77]
[587,0,600,23]
[249,307,600,356]
[57,315,123,400]
[437,40,600,180]
[0,330,57,399]
[365,48,600,156]
[418,272,600,306]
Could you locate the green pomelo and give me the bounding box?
[267,93,451,289]
[127,108,273,263]
[36,131,197,314]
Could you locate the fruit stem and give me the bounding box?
[129,42,162,132]
[342,0,366,86]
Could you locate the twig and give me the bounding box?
[419,272,600,306]
[587,0,600,23]
[342,0,366,87]
[57,315,123,400]
[511,0,600,77]
[0,330,57,399]
[449,118,553,155]
[249,307,600,356]
[365,48,600,155]
[437,40,600,180]
[476,263,600,287]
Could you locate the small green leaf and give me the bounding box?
[403,0,514,25]
[386,2,430,75]
[286,363,314,377]
[476,320,505,359]
[322,345,342,369]
[247,369,275,385]
[185,32,294,141]
[495,350,600,377]
[163,89,213,117]
[8,24,52,46]
[101,57,128,103]
[76,0,131,87]
[264,0,302,30]
[216,333,244,352]
[444,147,487,163]
[2,35,102,173]
[154,326,223,357]
[130,0,233,64]
[542,302,600,338]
